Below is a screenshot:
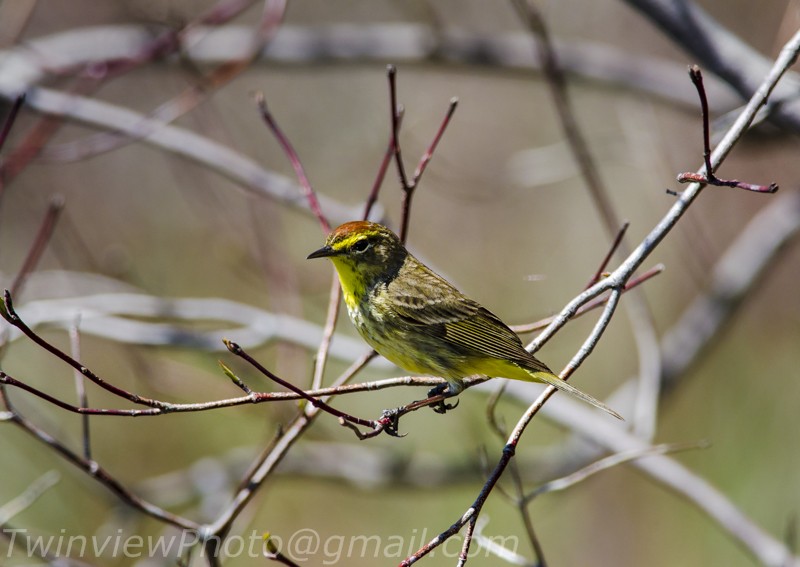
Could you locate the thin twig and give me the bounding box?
[363,111,403,221]
[255,93,331,232]
[484,383,548,566]
[0,93,25,152]
[224,339,377,430]
[386,65,458,242]
[310,273,341,391]
[0,367,455,417]
[9,195,64,297]
[387,65,410,193]
[218,361,254,395]
[586,221,630,289]
[524,441,708,502]
[676,66,779,193]
[457,516,479,567]
[413,97,458,181]
[512,264,663,334]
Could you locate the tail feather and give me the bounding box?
[533,371,623,420]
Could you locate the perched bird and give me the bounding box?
[308,221,621,419]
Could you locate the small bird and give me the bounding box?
[308,221,621,419]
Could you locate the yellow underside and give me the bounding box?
[378,343,549,384]
[461,356,549,383]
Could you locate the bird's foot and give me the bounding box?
[380,407,407,437]
[426,383,460,414]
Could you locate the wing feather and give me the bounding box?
[384,257,549,373]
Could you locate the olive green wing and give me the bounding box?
[384,258,549,373]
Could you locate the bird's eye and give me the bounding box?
[351,239,370,253]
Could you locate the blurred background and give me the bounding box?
[1,1,799,565]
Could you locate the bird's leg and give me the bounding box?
[376,382,464,438]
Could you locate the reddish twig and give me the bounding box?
[387,65,410,195]
[513,264,663,334]
[0,366,460,418]
[9,196,64,298]
[586,220,630,289]
[223,339,377,431]
[0,93,25,152]
[255,93,331,233]
[362,110,403,221]
[386,65,458,242]
[677,66,778,193]
[413,96,459,182]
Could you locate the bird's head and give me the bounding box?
[307,221,408,296]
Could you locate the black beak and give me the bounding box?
[307,245,336,259]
